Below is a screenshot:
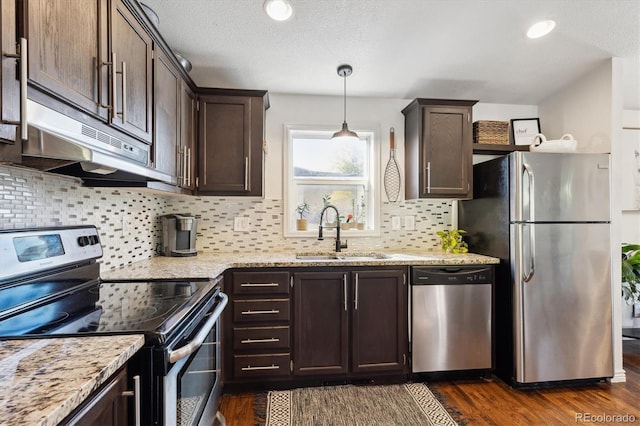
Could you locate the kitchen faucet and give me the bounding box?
[318,205,348,252]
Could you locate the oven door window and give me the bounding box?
[164,318,221,426]
[176,323,219,426]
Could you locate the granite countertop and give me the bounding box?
[0,251,496,424]
[0,335,144,426]
[101,250,499,281]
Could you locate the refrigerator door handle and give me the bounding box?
[522,162,535,282]
[523,161,535,223]
[523,223,535,282]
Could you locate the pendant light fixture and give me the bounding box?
[332,64,359,142]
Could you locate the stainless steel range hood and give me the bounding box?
[21,100,174,185]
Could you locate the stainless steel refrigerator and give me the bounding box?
[459,152,613,386]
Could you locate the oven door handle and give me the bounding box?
[168,292,228,364]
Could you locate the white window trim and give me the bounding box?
[283,123,381,238]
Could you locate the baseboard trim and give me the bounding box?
[610,368,627,383]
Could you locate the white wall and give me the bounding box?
[538,59,614,153]
[473,103,537,122]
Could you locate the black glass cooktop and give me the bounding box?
[0,279,219,343]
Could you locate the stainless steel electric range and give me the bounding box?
[0,225,228,426]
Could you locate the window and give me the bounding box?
[285,125,379,237]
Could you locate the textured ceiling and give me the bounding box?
[143,0,640,109]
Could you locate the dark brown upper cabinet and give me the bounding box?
[402,98,477,199]
[0,0,20,157]
[152,47,179,178]
[197,89,268,196]
[109,0,153,144]
[24,0,152,144]
[178,81,196,190]
[25,0,109,120]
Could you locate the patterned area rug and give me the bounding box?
[256,383,460,426]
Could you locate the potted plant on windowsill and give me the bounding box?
[296,202,310,231]
[622,244,640,326]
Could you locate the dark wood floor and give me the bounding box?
[219,340,640,425]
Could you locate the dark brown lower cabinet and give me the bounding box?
[351,269,407,373]
[224,270,292,384]
[293,271,349,376]
[61,366,129,426]
[224,267,409,388]
[293,268,408,377]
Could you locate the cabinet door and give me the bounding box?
[293,271,349,376]
[422,105,472,197]
[0,0,20,149]
[110,0,152,143]
[62,367,129,426]
[152,48,179,178]
[198,93,264,195]
[351,269,407,373]
[25,0,108,119]
[178,81,196,190]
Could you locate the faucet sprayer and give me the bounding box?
[318,204,348,252]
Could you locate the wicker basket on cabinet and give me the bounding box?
[473,120,509,145]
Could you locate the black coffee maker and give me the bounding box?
[161,214,198,257]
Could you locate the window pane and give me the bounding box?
[292,137,367,178]
[293,184,370,228]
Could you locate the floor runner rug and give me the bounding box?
[259,383,459,426]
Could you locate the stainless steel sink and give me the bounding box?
[295,254,340,260]
[295,252,389,261]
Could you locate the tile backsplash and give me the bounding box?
[1,165,167,270]
[166,198,451,253]
[1,164,452,271]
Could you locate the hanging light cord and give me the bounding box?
[343,74,347,124]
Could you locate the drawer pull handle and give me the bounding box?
[240,283,279,287]
[241,338,280,344]
[241,309,280,315]
[241,364,280,371]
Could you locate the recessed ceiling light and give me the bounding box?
[527,20,556,39]
[264,0,294,22]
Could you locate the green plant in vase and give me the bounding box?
[622,243,640,303]
[295,202,310,231]
[436,229,468,254]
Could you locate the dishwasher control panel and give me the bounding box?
[411,266,493,285]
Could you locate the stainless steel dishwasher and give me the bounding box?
[410,265,493,373]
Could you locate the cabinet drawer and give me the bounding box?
[232,271,290,295]
[234,353,290,378]
[233,299,290,323]
[233,326,290,351]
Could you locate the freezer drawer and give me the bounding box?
[411,267,492,373]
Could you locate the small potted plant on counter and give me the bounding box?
[436,229,469,253]
[296,202,310,231]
